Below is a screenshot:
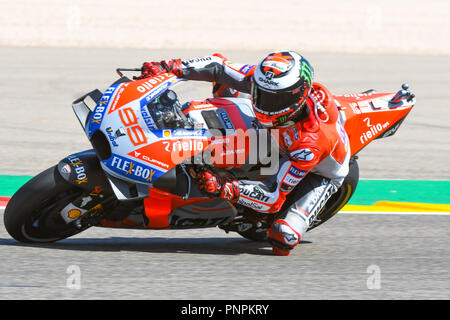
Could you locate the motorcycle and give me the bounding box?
[3,67,415,244]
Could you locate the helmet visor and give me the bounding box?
[252,82,308,114]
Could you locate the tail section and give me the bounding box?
[334,85,415,155]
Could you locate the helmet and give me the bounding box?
[251,51,314,128]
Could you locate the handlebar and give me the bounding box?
[116,68,141,77]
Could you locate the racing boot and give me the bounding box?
[267,219,301,256]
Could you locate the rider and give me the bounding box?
[138,51,351,256]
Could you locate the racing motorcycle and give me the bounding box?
[4,68,415,244]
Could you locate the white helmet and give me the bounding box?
[251,51,314,127]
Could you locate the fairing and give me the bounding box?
[72,73,414,230]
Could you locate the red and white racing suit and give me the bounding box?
[176,54,351,254]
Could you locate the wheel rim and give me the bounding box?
[21,189,83,242]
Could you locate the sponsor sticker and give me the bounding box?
[290,149,314,161]
[239,186,270,202]
[67,155,88,184]
[239,64,255,75]
[106,154,163,184]
[139,81,172,107]
[89,85,118,135]
[218,111,235,130]
[162,139,205,153]
[288,165,307,178]
[130,151,170,170]
[237,197,267,211]
[186,57,212,64]
[61,164,71,174]
[172,128,206,137]
[359,119,390,145]
[105,127,119,147]
[283,132,293,148]
[284,174,302,186]
[67,209,82,220]
[140,105,158,130]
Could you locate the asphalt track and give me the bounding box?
[1,209,448,300]
[0,48,449,300]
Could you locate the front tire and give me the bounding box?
[4,166,86,243]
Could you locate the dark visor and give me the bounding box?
[252,84,306,114]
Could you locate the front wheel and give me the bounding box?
[4,166,90,243]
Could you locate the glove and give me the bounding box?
[196,170,240,203]
[136,59,183,80]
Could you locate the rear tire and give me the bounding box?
[4,166,86,243]
[233,158,359,241]
[307,157,359,231]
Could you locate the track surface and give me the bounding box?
[0,48,449,299]
[1,209,448,299]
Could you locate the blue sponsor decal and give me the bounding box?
[139,81,172,108]
[289,165,307,178]
[172,128,206,137]
[140,104,158,130]
[239,64,255,75]
[105,127,119,147]
[104,154,164,184]
[150,128,206,139]
[88,83,120,137]
[293,127,299,140]
[218,111,235,130]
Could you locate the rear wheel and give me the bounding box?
[307,157,359,231]
[236,157,360,240]
[5,166,93,243]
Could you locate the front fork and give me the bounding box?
[56,149,118,228]
[58,188,116,229]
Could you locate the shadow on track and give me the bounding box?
[0,236,311,256]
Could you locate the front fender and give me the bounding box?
[57,149,112,193]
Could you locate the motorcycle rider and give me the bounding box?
[138,51,351,256]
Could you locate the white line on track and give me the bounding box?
[340,211,450,216]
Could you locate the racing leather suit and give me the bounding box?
[172,54,351,254]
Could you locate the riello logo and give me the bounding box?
[136,74,168,93]
[360,122,389,144]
